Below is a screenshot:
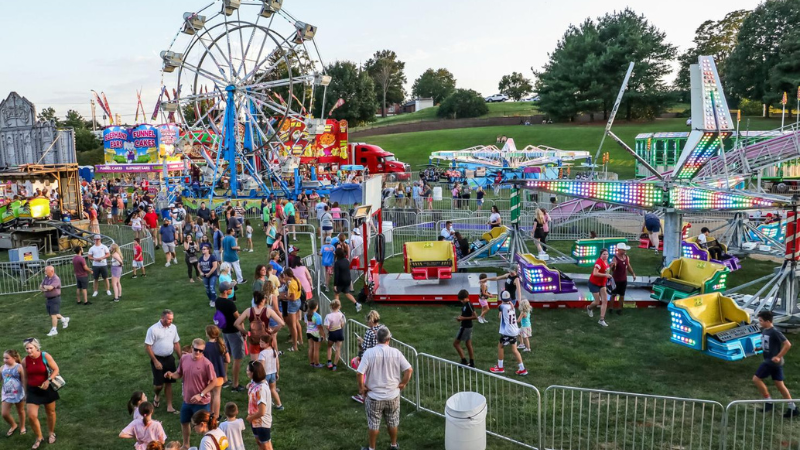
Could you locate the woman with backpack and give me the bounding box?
[234,291,285,362]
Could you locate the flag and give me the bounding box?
[328,98,345,116]
[92,91,110,118]
[782,91,788,105]
[151,87,165,121]
[101,92,113,124]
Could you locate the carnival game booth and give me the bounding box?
[682,236,741,271]
[668,293,762,361]
[651,258,729,302]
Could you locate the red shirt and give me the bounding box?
[25,353,48,387]
[134,243,143,262]
[144,212,158,229]
[589,258,610,286]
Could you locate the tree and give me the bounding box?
[63,110,86,129]
[674,10,749,100]
[364,50,407,117]
[313,61,378,125]
[768,27,800,117]
[727,0,800,116]
[498,72,533,101]
[437,89,488,119]
[75,128,101,153]
[411,68,456,104]
[535,9,676,121]
[37,107,58,125]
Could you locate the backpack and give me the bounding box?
[213,309,227,329]
[248,307,268,346]
[176,210,186,222]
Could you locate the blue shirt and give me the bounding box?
[270,260,284,276]
[315,202,326,219]
[213,229,224,251]
[159,225,175,243]
[412,186,421,200]
[222,235,239,262]
[321,244,335,267]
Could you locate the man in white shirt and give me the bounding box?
[144,309,181,414]
[87,235,111,297]
[440,221,455,241]
[357,327,413,450]
[351,228,364,264]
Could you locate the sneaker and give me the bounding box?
[61,317,70,329]
[165,262,170,267]
[240,279,247,284]
[389,445,400,450]
[314,364,325,368]
[231,385,246,393]
[355,303,362,313]
[538,253,550,261]
[489,366,505,374]
[763,402,774,413]
[131,275,138,279]
[351,394,365,404]
[468,362,475,368]
[274,404,284,411]
[523,348,531,352]
[332,365,338,371]
[92,291,98,297]
[106,290,112,296]
[83,301,92,305]
[209,301,216,308]
[47,328,58,337]
[477,316,485,324]
[586,306,594,318]
[598,320,609,327]
[249,249,254,253]
[222,380,232,388]
[114,298,119,303]
[516,369,529,376]
[517,343,526,349]
[327,362,333,369]
[785,407,799,418]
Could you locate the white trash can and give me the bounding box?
[382,221,394,243]
[433,186,443,201]
[445,392,487,450]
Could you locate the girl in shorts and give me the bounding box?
[517,299,532,352]
[477,273,491,324]
[304,300,323,368]
[257,333,283,410]
[324,299,346,370]
[2,349,26,436]
[245,220,254,252]
[110,243,124,302]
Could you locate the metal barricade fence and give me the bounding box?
[386,224,438,259]
[0,225,156,296]
[417,353,542,449]
[547,212,643,241]
[723,399,800,450]
[544,385,723,450]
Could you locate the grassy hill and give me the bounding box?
[366,117,784,179]
[356,101,540,130]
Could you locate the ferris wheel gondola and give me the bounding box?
[159,0,328,197]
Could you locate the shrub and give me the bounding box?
[437,89,489,119]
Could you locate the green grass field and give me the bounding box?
[0,218,790,450]
[366,117,785,179]
[355,102,540,130]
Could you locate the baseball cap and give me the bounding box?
[93,235,102,240]
[218,281,235,293]
[325,237,332,244]
[353,228,361,235]
[500,291,512,301]
[288,245,299,253]
[617,243,631,251]
[168,203,175,208]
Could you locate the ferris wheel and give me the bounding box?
[159,0,330,196]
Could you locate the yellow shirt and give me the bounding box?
[268,274,280,289]
[288,278,301,301]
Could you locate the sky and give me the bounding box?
[0,0,762,123]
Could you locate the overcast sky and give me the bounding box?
[0,0,761,122]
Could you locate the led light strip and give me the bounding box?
[524,181,663,208]
[670,186,781,211]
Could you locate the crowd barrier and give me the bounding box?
[0,224,155,296]
[310,287,791,450]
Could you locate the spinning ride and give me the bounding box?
[160,0,329,198]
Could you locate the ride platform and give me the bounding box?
[372,272,662,309]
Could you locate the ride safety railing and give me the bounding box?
[310,287,795,450]
[0,224,155,296]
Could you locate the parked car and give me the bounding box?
[522,96,540,102]
[485,94,509,103]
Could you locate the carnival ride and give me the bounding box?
[403,241,456,280]
[159,0,329,199]
[651,257,729,302]
[428,139,593,186]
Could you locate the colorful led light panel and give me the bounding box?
[524,181,663,208]
[675,132,731,180]
[681,242,708,261]
[670,186,782,211]
[699,57,732,131]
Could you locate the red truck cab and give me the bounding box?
[349,143,410,180]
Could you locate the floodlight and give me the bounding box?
[161,102,179,112]
[315,73,332,87]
